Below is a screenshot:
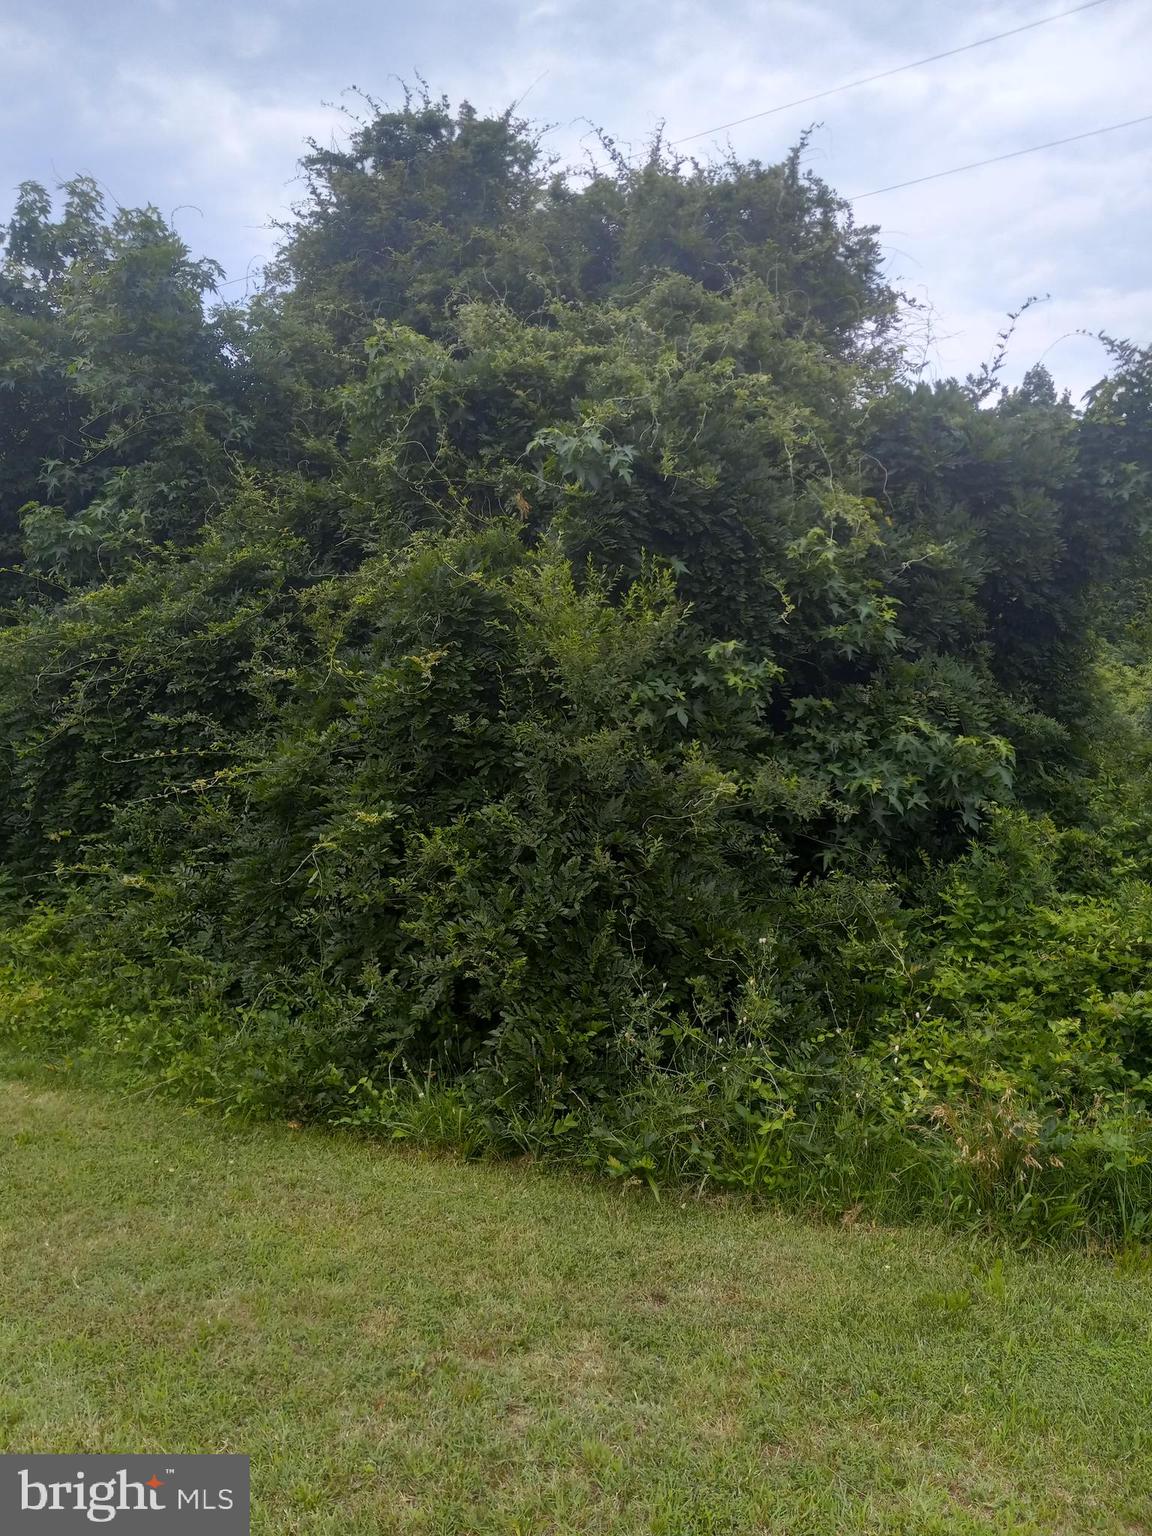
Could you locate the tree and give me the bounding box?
[0,178,236,594]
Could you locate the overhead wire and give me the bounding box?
[667,0,1119,148]
[849,112,1152,199]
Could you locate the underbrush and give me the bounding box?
[5,820,1152,1249]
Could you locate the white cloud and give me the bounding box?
[59,66,347,285]
[0,19,50,68]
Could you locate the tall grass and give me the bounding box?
[3,922,1150,1247]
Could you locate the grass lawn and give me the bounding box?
[0,1071,1150,1535]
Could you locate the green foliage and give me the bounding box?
[2,90,1152,1238]
[0,176,238,594]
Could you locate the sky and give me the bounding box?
[1,0,1149,398]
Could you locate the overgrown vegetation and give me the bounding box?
[3,89,1152,1240]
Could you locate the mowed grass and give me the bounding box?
[0,1075,1150,1536]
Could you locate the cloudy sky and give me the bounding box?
[2,0,1148,396]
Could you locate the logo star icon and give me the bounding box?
[146,1476,164,1489]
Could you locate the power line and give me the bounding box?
[670,0,1119,148]
[849,111,1152,199]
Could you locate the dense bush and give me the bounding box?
[2,89,1152,1238]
